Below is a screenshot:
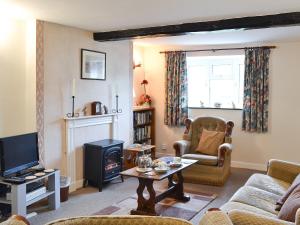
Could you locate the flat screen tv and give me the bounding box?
[0,132,39,177]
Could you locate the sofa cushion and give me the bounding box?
[277,173,300,208]
[182,154,218,166]
[245,173,291,196]
[195,129,225,156]
[228,186,281,214]
[221,202,277,218]
[278,184,300,222]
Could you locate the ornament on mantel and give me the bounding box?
[138,79,152,107]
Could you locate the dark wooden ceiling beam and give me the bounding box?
[93,12,300,42]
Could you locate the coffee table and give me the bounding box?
[120,157,197,216]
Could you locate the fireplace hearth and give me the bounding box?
[84,139,124,191]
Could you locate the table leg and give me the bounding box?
[131,178,157,216]
[175,170,190,202]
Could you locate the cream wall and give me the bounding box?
[43,22,133,179]
[133,46,145,105]
[139,42,300,170]
[0,18,36,137]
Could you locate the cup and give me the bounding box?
[174,157,181,164]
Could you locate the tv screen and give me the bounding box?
[0,132,39,177]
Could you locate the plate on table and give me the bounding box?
[136,167,152,173]
[170,162,182,168]
[154,167,170,173]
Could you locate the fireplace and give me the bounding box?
[84,139,124,191]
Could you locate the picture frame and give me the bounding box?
[81,49,106,80]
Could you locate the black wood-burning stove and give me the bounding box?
[83,139,124,191]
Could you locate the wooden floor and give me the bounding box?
[28,167,261,225]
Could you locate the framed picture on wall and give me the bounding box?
[81,49,106,80]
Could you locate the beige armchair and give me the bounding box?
[173,116,234,186]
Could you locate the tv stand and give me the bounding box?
[0,170,60,217]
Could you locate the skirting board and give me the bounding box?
[70,179,85,192]
[231,161,266,171]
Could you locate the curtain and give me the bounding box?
[242,48,271,133]
[164,52,188,126]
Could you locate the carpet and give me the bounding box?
[93,191,216,221]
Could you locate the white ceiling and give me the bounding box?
[4,0,300,46]
[6,0,300,32]
[133,26,300,46]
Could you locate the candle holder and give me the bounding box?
[66,96,80,118]
[112,95,122,113]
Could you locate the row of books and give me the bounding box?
[133,111,152,125]
[134,126,151,143]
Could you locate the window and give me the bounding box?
[187,55,244,109]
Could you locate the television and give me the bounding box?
[0,132,39,177]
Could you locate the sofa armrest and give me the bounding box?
[218,143,232,167]
[228,210,294,225]
[267,159,300,184]
[0,215,29,225]
[173,140,191,156]
[199,209,233,225]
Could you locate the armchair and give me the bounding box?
[173,116,234,186]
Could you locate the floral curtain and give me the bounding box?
[242,47,271,133]
[164,52,188,126]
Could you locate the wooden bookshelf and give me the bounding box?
[133,107,155,145]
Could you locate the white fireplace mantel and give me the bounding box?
[64,113,120,191]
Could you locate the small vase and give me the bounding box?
[142,102,150,107]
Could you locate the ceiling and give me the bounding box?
[6,0,300,32]
[133,26,300,46]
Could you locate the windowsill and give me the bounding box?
[188,107,242,111]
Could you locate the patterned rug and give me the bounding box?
[93,191,216,221]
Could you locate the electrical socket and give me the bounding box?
[161,144,167,151]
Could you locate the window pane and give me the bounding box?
[187,65,209,107]
[187,55,244,109]
[212,64,233,79]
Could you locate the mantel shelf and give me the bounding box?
[64,113,121,121]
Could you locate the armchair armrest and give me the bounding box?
[228,210,294,225]
[199,209,233,225]
[267,159,300,184]
[173,140,191,156]
[218,143,232,167]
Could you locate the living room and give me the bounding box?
[0,1,300,225]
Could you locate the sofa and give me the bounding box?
[173,116,234,186]
[2,215,192,225]
[199,159,300,225]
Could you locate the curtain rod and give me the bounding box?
[159,46,276,54]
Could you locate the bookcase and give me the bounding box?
[133,107,155,145]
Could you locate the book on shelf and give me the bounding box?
[134,111,152,126]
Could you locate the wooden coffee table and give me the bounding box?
[120,157,197,216]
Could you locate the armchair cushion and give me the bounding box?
[182,154,218,166]
[195,129,225,156]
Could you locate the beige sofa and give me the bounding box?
[2,215,192,225]
[200,159,300,225]
[45,216,192,225]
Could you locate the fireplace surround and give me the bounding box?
[83,139,124,191]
